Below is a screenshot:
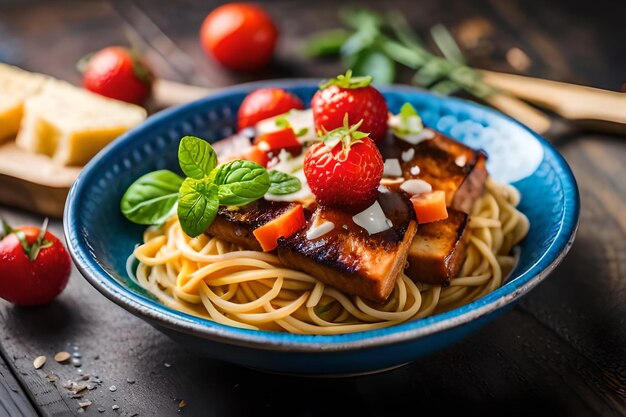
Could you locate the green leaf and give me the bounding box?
[351,49,395,84]
[268,170,302,195]
[178,136,217,179]
[430,23,465,66]
[319,69,372,90]
[275,117,291,128]
[120,170,184,225]
[177,177,219,238]
[295,127,309,137]
[211,160,270,206]
[302,29,351,57]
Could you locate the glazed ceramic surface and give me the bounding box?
[64,80,579,376]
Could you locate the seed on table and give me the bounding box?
[126,378,135,384]
[98,407,106,413]
[178,399,186,409]
[33,356,46,369]
[71,358,82,367]
[72,351,82,359]
[109,385,117,392]
[112,405,120,410]
[55,351,71,363]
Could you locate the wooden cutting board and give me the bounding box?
[0,80,211,218]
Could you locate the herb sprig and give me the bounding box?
[303,8,495,99]
[120,136,301,237]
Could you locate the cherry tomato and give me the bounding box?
[0,221,71,306]
[238,88,304,130]
[81,46,154,105]
[200,3,278,71]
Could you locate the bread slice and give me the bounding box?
[15,80,147,166]
[0,63,49,142]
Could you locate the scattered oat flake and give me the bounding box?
[164,362,171,368]
[127,378,136,384]
[78,399,92,409]
[178,399,187,409]
[98,406,106,413]
[109,385,117,392]
[55,351,71,362]
[112,404,120,410]
[33,356,46,369]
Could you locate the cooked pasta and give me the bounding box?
[128,177,528,335]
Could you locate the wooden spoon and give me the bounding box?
[482,70,626,134]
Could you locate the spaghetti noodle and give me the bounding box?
[130,177,528,335]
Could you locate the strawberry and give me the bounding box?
[304,115,384,209]
[237,88,304,130]
[311,70,388,142]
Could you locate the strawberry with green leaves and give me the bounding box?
[311,70,389,142]
[304,115,384,209]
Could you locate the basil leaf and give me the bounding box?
[178,136,217,179]
[268,170,302,195]
[212,160,270,206]
[120,170,184,225]
[177,177,219,237]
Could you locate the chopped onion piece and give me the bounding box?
[383,158,402,177]
[352,201,392,235]
[400,179,432,196]
[306,220,335,240]
[401,148,415,162]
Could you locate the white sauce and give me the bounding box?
[400,179,432,195]
[455,154,467,167]
[383,158,402,177]
[396,128,435,145]
[401,148,415,162]
[352,201,392,235]
[409,165,421,176]
[306,220,335,240]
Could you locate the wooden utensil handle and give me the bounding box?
[481,70,626,125]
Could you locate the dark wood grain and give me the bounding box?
[0,0,625,416]
[0,354,38,417]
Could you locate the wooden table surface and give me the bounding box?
[1,0,625,416]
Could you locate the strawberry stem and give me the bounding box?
[319,69,372,89]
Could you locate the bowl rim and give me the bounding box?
[64,78,580,352]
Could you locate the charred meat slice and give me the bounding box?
[206,200,300,251]
[405,208,469,286]
[277,192,418,304]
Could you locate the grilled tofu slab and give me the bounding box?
[405,208,469,286]
[206,200,300,251]
[277,192,418,304]
[380,130,488,213]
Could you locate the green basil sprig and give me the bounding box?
[120,136,301,237]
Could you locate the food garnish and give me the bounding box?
[410,190,449,224]
[120,135,300,238]
[252,203,306,251]
[200,3,278,71]
[311,70,389,141]
[0,217,71,306]
[303,115,384,208]
[79,46,154,105]
[237,88,304,130]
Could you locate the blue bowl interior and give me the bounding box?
[65,81,579,349]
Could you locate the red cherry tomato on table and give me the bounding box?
[0,220,71,306]
[200,3,278,71]
[237,88,304,130]
[81,46,154,105]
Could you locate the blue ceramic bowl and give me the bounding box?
[64,80,579,376]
